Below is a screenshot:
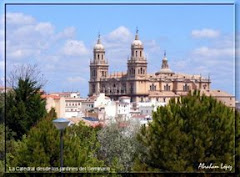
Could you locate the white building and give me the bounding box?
[115,96,131,121]
[42,92,86,118]
[137,101,166,116]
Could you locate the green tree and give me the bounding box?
[135,90,235,172]
[6,64,47,140]
[7,108,104,172]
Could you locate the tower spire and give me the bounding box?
[97,32,101,44]
[135,27,139,40]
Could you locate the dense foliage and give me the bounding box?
[135,91,236,172]
[7,108,104,171]
[6,77,46,140]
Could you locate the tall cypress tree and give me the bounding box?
[135,90,235,172]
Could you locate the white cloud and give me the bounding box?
[62,40,89,56]
[191,28,220,38]
[67,76,86,83]
[35,22,54,35]
[6,12,35,26]
[55,26,76,40]
[106,26,131,42]
[144,39,161,53]
[193,46,234,57]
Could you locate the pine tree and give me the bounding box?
[6,65,47,140]
[7,108,104,172]
[135,90,235,172]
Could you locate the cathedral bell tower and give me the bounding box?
[127,28,147,78]
[127,28,148,102]
[89,33,109,96]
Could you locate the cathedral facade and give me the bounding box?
[89,30,211,103]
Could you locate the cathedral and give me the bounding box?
[89,29,211,103]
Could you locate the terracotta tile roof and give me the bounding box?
[132,115,147,119]
[41,94,60,100]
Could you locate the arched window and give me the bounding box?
[140,51,142,57]
[140,68,143,74]
[136,51,138,57]
[164,84,170,91]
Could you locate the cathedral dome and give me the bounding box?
[94,43,104,50]
[94,33,104,50]
[131,39,142,46]
[131,28,143,47]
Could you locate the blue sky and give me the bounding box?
[0,1,238,100]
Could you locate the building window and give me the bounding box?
[163,98,166,102]
[150,84,156,91]
[136,51,138,57]
[140,51,142,57]
[164,84,170,91]
[92,84,95,93]
[98,54,99,59]
[102,54,103,60]
[183,84,189,91]
[141,97,144,102]
[157,98,159,101]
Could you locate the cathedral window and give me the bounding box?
[150,84,156,91]
[140,51,142,57]
[136,51,138,57]
[183,84,189,91]
[203,84,207,89]
[92,84,95,93]
[164,84,170,91]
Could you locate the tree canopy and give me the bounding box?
[7,108,104,172]
[135,90,236,172]
[6,65,47,140]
